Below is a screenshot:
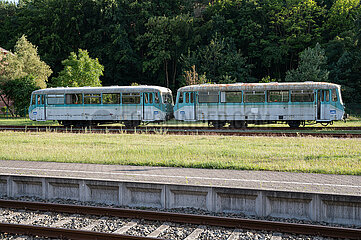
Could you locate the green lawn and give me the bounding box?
[0,131,360,175]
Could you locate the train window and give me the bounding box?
[84,94,101,104]
[291,90,314,102]
[318,90,323,102]
[325,90,330,102]
[36,95,46,105]
[47,95,64,105]
[162,93,173,104]
[178,93,183,103]
[149,93,153,104]
[332,89,338,102]
[190,92,194,103]
[198,91,219,103]
[65,94,83,104]
[103,93,120,104]
[244,91,265,103]
[186,93,189,103]
[122,93,140,104]
[267,90,289,102]
[144,93,149,104]
[31,95,36,105]
[155,93,160,103]
[224,92,242,103]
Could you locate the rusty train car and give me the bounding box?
[174,82,346,128]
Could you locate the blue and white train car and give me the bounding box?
[29,86,173,127]
[174,82,345,128]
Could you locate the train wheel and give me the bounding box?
[212,121,225,128]
[230,121,247,129]
[288,120,301,128]
[124,121,141,128]
[59,120,71,127]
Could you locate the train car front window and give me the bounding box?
[178,93,183,103]
[162,93,173,104]
[190,92,194,103]
[331,89,338,102]
[31,95,36,105]
[325,90,330,102]
[144,93,149,104]
[155,92,160,103]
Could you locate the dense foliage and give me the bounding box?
[0,35,52,88]
[0,0,360,106]
[53,49,104,87]
[1,75,39,116]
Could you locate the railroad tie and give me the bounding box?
[0,210,20,222]
[227,229,242,240]
[184,226,206,240]
[80,220,101,231]
[147,223,170,237]
[270,236,282,240]
[50,218,74,228]
[112,220,138,234]
[13,237,28,240]
[18,214,45,226]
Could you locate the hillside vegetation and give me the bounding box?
[0,0,360,108]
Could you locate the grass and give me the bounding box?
[0,131,360,175]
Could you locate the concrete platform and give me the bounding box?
[0,160,360,226]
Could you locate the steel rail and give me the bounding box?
[0,125,360,138]
[0,223,163,240]
[0,199,360,239]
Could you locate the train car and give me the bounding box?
[174,82,345,128]
[29,86,173,127]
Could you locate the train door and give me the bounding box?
[142,92,154,121]
[35,94,46,121]
[317,90,330,121]
[185,92,197,120]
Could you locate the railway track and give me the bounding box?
[0,125,360,138]
[0,199,360,240]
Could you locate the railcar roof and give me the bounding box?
[32,85,172,95]
[178,82,341,92]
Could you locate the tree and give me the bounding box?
[0,35,52,88]
[285,43,329,82]
[330,50,361,103]
[324,0,361,40]
[139,14,195,88]
[53,49,104,87]
[262,0,325,78]
[181,34,253,84]
[1,75,39,116]
[183,65,207,85]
